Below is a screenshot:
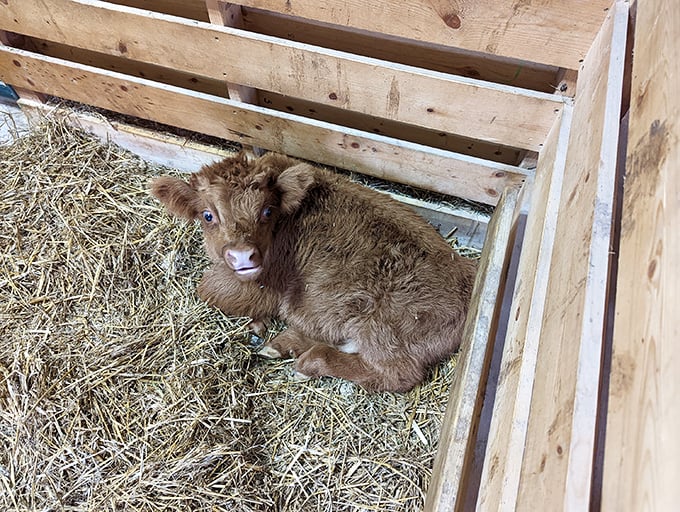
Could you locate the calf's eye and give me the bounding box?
[202,211,214,222]
[261,206,273,220]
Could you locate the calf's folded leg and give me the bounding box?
[257,326,319,359]
[295,345,426,393]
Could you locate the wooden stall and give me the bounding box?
[2,0,673,509]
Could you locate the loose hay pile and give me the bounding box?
[0,116,459,511]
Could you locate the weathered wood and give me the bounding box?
[516,3,628,509]
[0,0,563,151]
[0,46,525,204]
[258,91,525,165]
[240,7,561,93]
[425,186,521,511]
[205,1,256,103]
[105,0,210,21]
[232,0,611,69]
[476,104,572,511]
[602,0,680,509]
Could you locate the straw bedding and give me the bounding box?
[0,115,464,511]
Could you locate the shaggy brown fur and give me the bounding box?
[151,153,477,392]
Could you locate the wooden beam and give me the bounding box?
[515,2,627,509]
[239,7,561,93]
[425,185,521,511]
[0,0,562,151]
[231,0,611,69]
[105,0,210,21]
[0,46,525,204]
[602,0,680,508]
[205,1,256,103]
[476,104,572,511]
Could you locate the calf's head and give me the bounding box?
[151,153,314,280]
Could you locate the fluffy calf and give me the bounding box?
[151,153,477,392]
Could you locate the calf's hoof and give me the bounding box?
[257,345,283,359]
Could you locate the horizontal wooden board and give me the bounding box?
[105,0,210,21]
[240,7,561,93]
[22,37,525,165]
[259,91,526,165]
[230,0,612,69]
[0,46,526,204]
[0,0,563,150]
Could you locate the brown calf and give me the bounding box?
[151,153,477,392]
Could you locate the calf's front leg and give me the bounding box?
[197,264,279,324]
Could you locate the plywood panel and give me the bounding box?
[602,0,680,509]
[0,46,525,204]
[515,3,627,509]
[232,0,611,69]
[0,0,562,151]
[425,186,521,511]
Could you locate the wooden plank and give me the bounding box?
[476,104,572,511]
[232,0,611,69]
[240,7,561,93]
[105,0,210,21]
[205,1,256,103]
[515,2,628,509]
[425,186,521,511]
[602,0,680,509]
[13,36,527,166]
[26,38,229,97]
[0,0,563,151]
[259,91,525,165]
[0,46,525,204]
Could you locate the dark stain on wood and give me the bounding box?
[621,119,672,235]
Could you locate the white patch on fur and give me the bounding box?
[338,338,360,354]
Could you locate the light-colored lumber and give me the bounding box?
[239,7,560,93]
[258,91,525,165]
[106,0,210,21]
[602,0,680,509]
[425,185,521,511]
[205,1,256,104]
[0,46,525,204]
[476,104,572,511]
[0,0,563,151]
[515,2,628,509]
[232,0,611,69]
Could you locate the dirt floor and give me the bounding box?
[0,114,465,511]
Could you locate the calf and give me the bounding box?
[151,153,477,392]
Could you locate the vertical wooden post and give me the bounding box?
[602,0,680,509]
[204,1,262,154]
[425,185,522,511]
[512,2,628,509]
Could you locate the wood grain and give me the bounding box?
[602,0,680,508]
[231,0,611,69]
[0,0,562,150]
[515,3,627,509]
[476,104,572,511]
[0,46,525,204]
[425,186,521,511]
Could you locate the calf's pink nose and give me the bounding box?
[225,247,261,270]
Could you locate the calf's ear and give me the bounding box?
[150,176,201,220]
[276,163,315,214]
